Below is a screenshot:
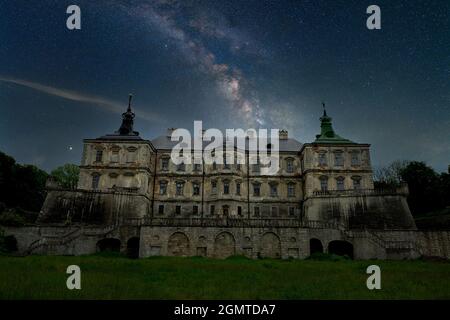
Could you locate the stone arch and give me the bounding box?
[260,232,281,259]
[309,238,323,255]
[96,238,121,252]
[328,240,354,259]
[126,237,140,259]
[214,232,236,259]
[168,232,190,257]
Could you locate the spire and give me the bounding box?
[314,102,354,144]
[117,94,139,136]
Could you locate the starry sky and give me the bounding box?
[0,0,449,172]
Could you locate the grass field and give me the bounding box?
[0,254,449,299]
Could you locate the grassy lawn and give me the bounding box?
[0,254,449,299]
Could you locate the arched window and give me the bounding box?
[159,180,167,195]
[319,176,328,191]
[336,176,345,191]
[192,181,200,195]
[223,180,230,194]
[91,173,100,190]
[286,158,294,173]
[175,181,184,195]
[352,176,362,190]
[253,182,261,196]
[95,149,103,163]
[334,151,344,167]
[287,182,295,197]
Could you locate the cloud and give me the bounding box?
[0,76,162,123]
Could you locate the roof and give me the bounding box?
[151,135,303,152]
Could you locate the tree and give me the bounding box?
[399,161,442,216]
[51,164,80,190]
[373,160,409,188]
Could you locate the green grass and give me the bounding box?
[0,253,449,299]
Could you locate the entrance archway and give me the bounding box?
[309,238,323,255]
[127,237,140,259]
[328,240,354,258]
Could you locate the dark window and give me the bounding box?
[289,207,295,216]
[92,174,100,189]
[352,176,362,190]
[193,205,198,215]
[223,181,230,194]
[271,206,278,217]
[236,182,241,195]
[254,206,260,217]
[95,150,103,162]
[253,183,261,196]
[237,206,242,216]
[175,205,181,215]
[351,152,360,166]
[320,176,328,191]
[211,181,217,193]
[159,181,167,195]
[270,184,278,196]
[336,177,345,191]
[223,206,229,216]
[210,205,215,215]
[334,152,344,166]
[176,182,184,195]
[287,183,295,197]
[158,205,164,214]
[194,163,201,171]
[193,182,200,195]
[286,159,294,173]
[161,158,169,170]
[318,152,327,166]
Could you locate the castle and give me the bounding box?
[5,96,450,259]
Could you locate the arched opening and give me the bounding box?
[214,232,235,258]
[4,235,18,252]
[96,238,121,253]
[328,240,354,259]
[309,238,323,255]
[127,237,140,259]
[260,232,281,259]
[168,232,190,257]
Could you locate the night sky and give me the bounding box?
[0,0,449,172]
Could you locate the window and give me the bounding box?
[212,161,217,171]
[237,206,242,216]
[254,206,260,217]
[320,176,328,191]
[95,150,103,162]
[223,205,229,216]
[237,163,241,171]
[236,182,241,195]
[334,151,344,167]
[194,163,201,172]
[286,158,294,173]
[211,181,217,194]
[287,183,295,197]
[270,184,278,196]
[210,205,215,215]
[271,206,278,217]
[175,205,181,215]
[126,147,137,163]
[352,176,362,190]
[193,182,200,195]
[177,162,185,172]
[318,152,327,166]
[193,205,198,215]
[223,181,230,194]
[161,158,169,171]
[92,174,100,189]
[159,181,167,195]
[111,148,119,163]
[252,163,260,173]
[176,182,184,195]
[253,183,261,196]
[158,205,164,215]
[336,177,345,191]
[351,151,360,166]
[289,207,295,217]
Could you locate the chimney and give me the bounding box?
[279,129,288,140]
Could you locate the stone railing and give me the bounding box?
[312,183,408,197]
[123,217,345,229]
